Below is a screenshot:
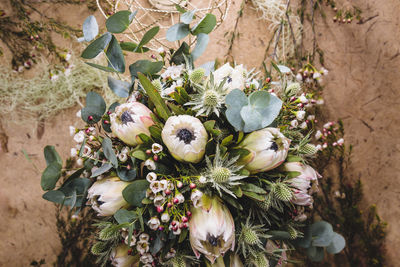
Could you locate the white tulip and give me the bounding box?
[87,177,130,216]
[110,102,154,147]
[161,115,208,163]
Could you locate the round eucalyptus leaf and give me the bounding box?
[59,178,92,207]
[42,190,65,204]
[191,14,216,35]
[240,105,263,133]
[293,227,312,248]
[41,162,62,191]
[225,89,248,131]
[122,180,150,207]
[106,10,136,33]
[129,60,163,78]
[326,233,346,254]
[107,76,130,98]
[306,246,325,262]
[43,145,62,166]
[181,10,196,24]
[117,166,137,182]
[83,15,98,42]
[191,33,209,60]
[81,91,106,123]
[248,91,282,128]
[310,221,335,247]
[166,23,190,42]
[81,32,112,59]
[114,209,138,224]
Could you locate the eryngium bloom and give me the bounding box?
[87,177,130,216]
[161,115,208,163]
[189,195,235,263]
[110,102,154,146]
[284,162,321,206]
[238,128,290,174]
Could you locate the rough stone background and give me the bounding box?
[0,0,399,266]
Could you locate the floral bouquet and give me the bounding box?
[40,9,345,267]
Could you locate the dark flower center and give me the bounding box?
[207,234,219,247]
[227,76,232,83]
[270,141,278,151]
[121,111,134,124]
[176,128,195,144]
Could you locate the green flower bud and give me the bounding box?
[299,143,318,155]
[285,82,301,96]
[190,68,205,83]
[272,183,293,202]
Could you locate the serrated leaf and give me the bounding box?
[191,33,209,61]
[166,23,190,42]
[138,73,171,120]
[108,76,130,98]
[102,137,118,168]
[41,162,62,190]
[122,180,150,207]
[83,15,98,42]
[106,10,136,33]
[191,14,216,35]
[106,35,125,73]
[326,233,346,254]
[81,32,112,59]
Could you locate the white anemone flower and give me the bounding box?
[212,63,247,92]
[238,128,290,174]
[110,102,154,147]
[189,195,235,264]
[87,177,130,216]
[110,244,138,267]
[161,115,208,163]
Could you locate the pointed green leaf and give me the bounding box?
[137,26,159,51]
[43,190,65,203]
[166,23,190,41]
[121,42,149,53]
[129,60,163,78]
[44,145,62,166]
[106,35,125,73]
[85,62,118,73]
[81,32,112,59]
[122,180,150,207]
[191,33,209,60]
[102,137,118,168]
[41,162,62,190]
[138,73,171,120]
[106,10,136,33]
[191,14,216,35]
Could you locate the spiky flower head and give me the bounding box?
[285,82,301,96]
[201,146,248,197]
[189,68,206,83]
[256,198,271,211]
[185,74,228,117]
[299,143,318,155]
[250,252,269,267]
[287,224,299,239]
[272,182,293,202]
[171,256,186,267]
[151,79,163,92]
[237,217,271,257]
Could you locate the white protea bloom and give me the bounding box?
[161,115,208,163]
[110,102,154,147]
[284,162,321,207]
[238,128,290,174]
[189,195,235,264]
[110,244,138,267]
[201,146,247,197]
[185,73,228,117]
[87,177,130,216]
[212,63,247,92]
[148,217,161,230]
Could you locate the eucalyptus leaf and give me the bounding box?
[114,209,138,224]
[181,10,196,24]
[42,190,65,204]
[171,42,190,65]
[81,32,112,59]
[81,91,106,123]
[122,180,150,207]
[191,14,216,35]
[137,26,159,51]
[107,76,130,98]
[225,89,248,131]
[102,137,118,168]
[117,166,137,182]
[106,35,125,73]
[106,10,136,33]
[326,233,346,254]
[240,105,263,132]
[129,60,163,78]
[83,15,98,42]
[277,65,292,73]
[248,91,282,129]
[166,23,190,42]
[41,162,62,191]
[306,246,325,262]
[44,145,62,166]
[90,163,112,178]
[85,62,118,73]
[191,33,209,60]
[59,178,92,207]
[310,221,335,247]
[120,42,149,53]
